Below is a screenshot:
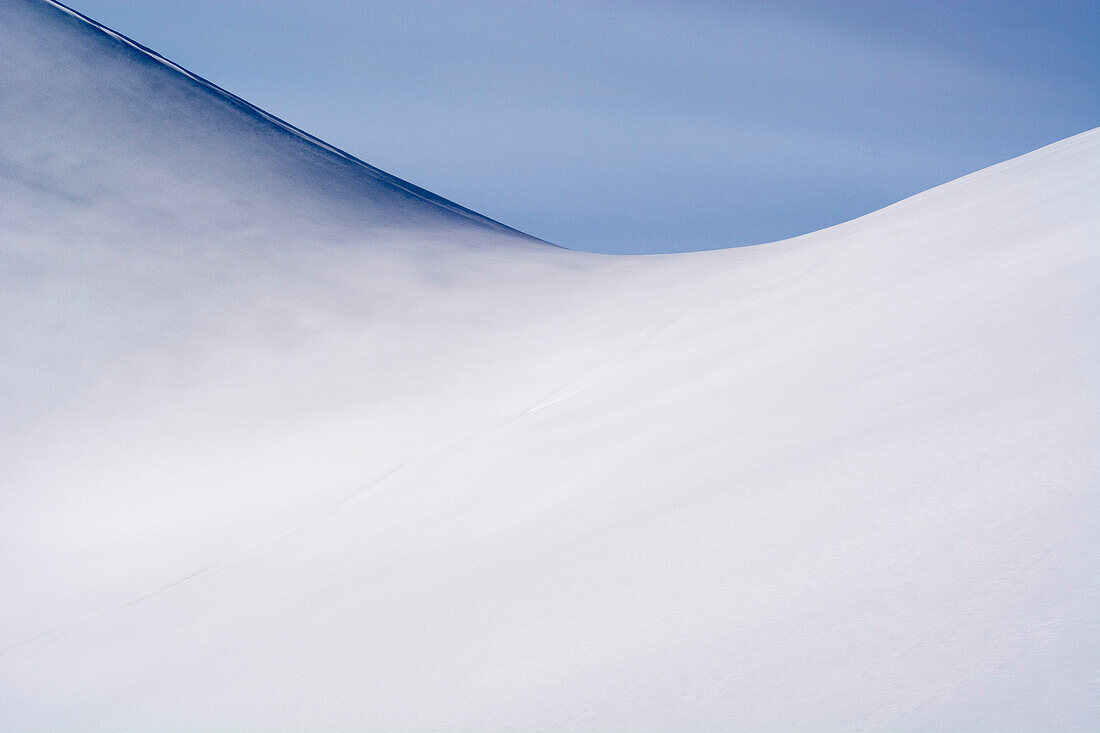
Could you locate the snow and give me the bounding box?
[2,1,1098,730]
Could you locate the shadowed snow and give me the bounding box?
[1,1,1098,730]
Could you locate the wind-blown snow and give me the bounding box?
[1,1,1098,730]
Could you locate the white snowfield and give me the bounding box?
[2,1,1098,730]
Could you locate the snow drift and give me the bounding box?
[1,0,1098,730]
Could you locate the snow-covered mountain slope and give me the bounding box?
[2,1,1098,730]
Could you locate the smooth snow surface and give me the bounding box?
[2,1,1098,730]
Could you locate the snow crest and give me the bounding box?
[2,1,1098,730]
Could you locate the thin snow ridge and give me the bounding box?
[40,0,543,241]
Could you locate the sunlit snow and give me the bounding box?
[2,1,1098,730]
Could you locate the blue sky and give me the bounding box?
[66,0,1099,253]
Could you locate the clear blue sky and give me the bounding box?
[64,0,1099,253]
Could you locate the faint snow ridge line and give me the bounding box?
[0,398,544,664]
[39,0,549,243]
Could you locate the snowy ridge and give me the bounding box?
[39,0,532,237]
[1,1,1099,730]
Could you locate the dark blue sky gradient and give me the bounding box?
[64,1,1099,253]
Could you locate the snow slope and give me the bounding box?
[2,1,1098,730]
